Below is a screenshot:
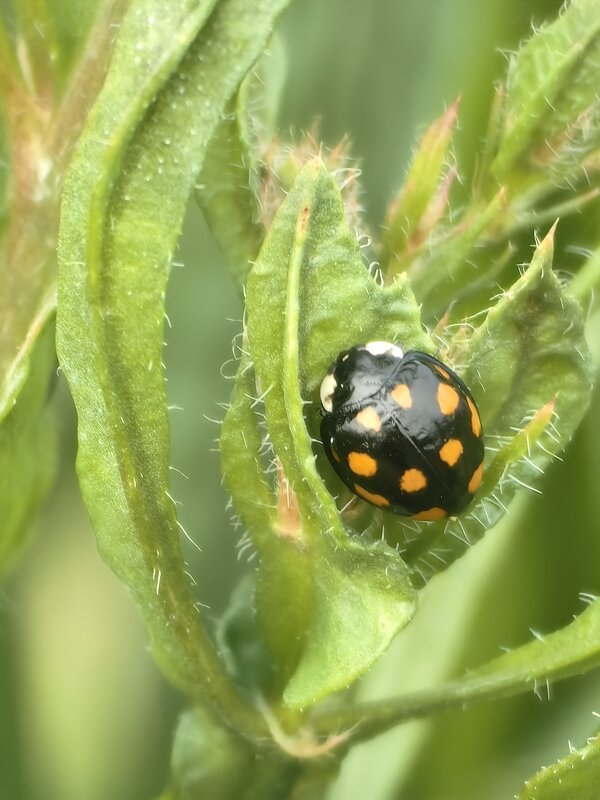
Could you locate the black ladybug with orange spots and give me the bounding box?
[319,341,484,520]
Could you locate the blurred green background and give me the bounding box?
[4,1,600,798]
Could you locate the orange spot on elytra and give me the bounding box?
[391,384,412,408]
[348,451,378,477]
[433,364,450,380]
[354,484,389,507]
[468,462,484,494]
[412,507,447,521]
[400,468,427,493]
[439,438,464,466]
[467,397,482,437]
[355,406,382,432]
[437,383,460,415]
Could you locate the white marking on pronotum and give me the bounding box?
[364,341,404,358]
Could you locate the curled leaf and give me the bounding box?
[197,35,286,287]
[399,225,594,582]
[57,0,289,737]
[231,161,422,708]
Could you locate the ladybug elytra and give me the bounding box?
[319,341,484,520]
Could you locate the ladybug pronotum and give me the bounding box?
[319,341,484,521]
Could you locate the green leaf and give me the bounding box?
[221,356,276,542]
[0,315,57,572]
[197,35,286,287]
[492,0,600,186]
[57,0,289,738]
[314,597,600,746]
[407,188,506,318]
[215,573,274,694]
[520,731,600,800]
[242,160,420,709]
[381,99,459,276]
[462,225,592,448]
[196,95,265,287]
[170,708,253,799]
[401,225,594,583]
[283,540,416,710]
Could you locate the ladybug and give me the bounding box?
[319,341,484,521]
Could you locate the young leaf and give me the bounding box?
[401,226,594,582]
[195,94,265,288]
[492,0,600,187]
[57,0,289,738]
[221,357,311,689]
[283,540,416,710]
[243,160,421,709]
[221,356,276,543]
[197,36,286,287]
[381,99,459,276]
[407,188,506,318]
[519,730,600,800]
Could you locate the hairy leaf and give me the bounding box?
[197,35,286,287]
[381,100,459,276]
[399,226,593,583]
[242,161,420,708]
[519,730,600,800]
[493,0,600,186]
[57,0,288,736]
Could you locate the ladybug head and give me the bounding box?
[319,341,404,414]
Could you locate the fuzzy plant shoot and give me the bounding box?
[1,1,600,799]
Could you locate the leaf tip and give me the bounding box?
[546,218,559,242]
[448,94,461,119]
[535,394,558,425]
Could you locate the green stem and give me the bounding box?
[504,188,600,235]
[312,598,600,748]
